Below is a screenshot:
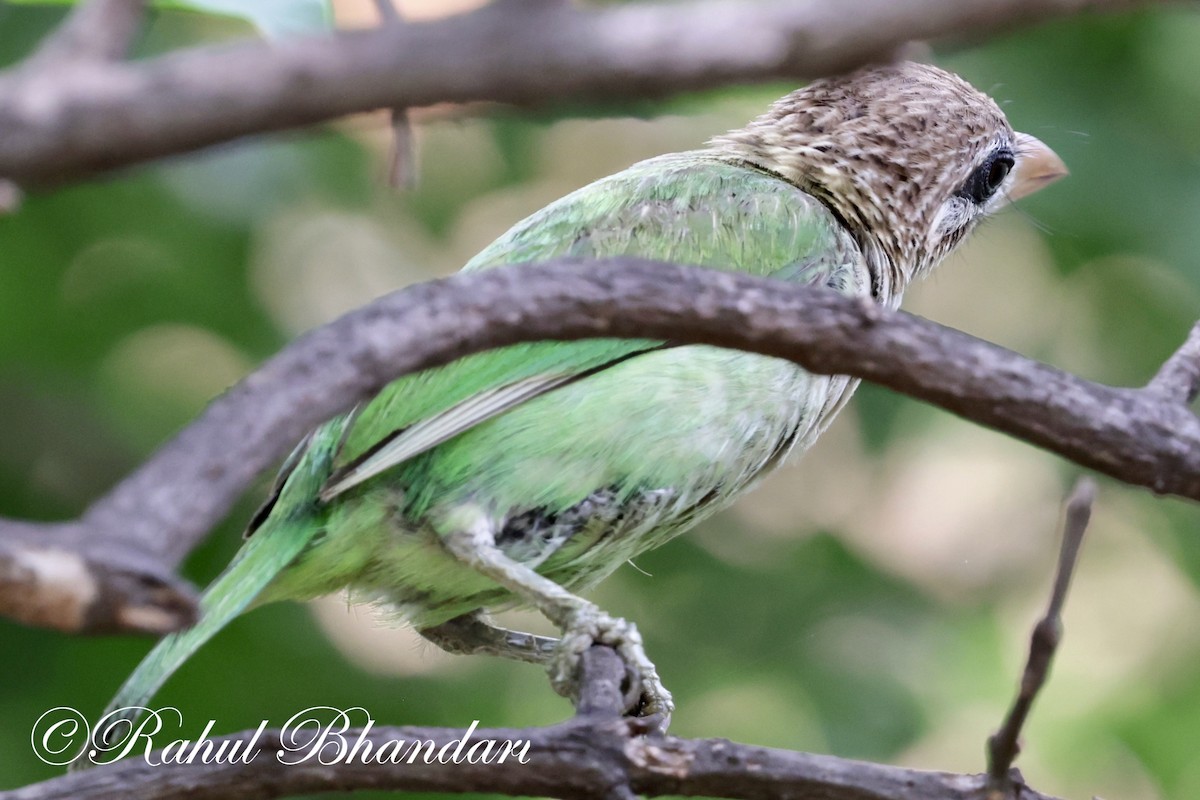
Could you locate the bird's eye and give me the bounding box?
[958,149,1015,205]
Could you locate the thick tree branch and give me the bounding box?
[3,649,1064,800]
[1,259,1197,635]
[0,0,1173,186]
[3,726,1068,800]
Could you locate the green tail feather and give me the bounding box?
[74,419,346,771]
[75,513,319,770]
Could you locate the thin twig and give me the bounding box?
[373,0,419,189]
[986,477,1095,786]
[1147,320,1200,405]
[374,0,401,22]
[386,108,419,189]
[0,178,22,214]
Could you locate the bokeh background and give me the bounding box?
[2,1,1199,798]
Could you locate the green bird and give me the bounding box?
[88,61,1065,756]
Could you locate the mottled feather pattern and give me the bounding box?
[712,62,1014,293]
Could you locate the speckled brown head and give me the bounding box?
[711,61,1065,300]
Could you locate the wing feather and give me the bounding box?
[319,348,658,500]
[282,151,866,509]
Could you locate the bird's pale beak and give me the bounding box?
[1008,132,1068,201]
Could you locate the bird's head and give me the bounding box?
[711,61,1066,299]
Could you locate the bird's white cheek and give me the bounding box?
[929,196,973,244]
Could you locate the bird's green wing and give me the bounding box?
[317,151,863,502]
[318,345,664,500]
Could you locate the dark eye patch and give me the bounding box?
[957,148,1015,205]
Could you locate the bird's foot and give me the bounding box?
[549,605,673,731]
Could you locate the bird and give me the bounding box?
[86,60,1066,759]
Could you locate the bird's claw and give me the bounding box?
[549,607,673,731]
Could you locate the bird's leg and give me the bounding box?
[434,504,673,728]
[418,611,557,664]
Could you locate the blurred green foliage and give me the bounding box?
[7,0,334,38]
[1,3,1199,800]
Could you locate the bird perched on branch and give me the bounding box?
[89,60,1065,756]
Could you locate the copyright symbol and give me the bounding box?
[31,706,89,766]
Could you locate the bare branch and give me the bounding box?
[6,728,1065,800]
[0,178,21,214]
[576,647,634,719]
[1147,320,1200,405]
[372,0,419,189]
[0,260,1195,635]
[3,646,1066,800]
[26,0,147,65]
[987,477,1095,785]
[0,534,195,635]
[0,0,1172,186]
[373,0,401,22]
[386,108,419,189]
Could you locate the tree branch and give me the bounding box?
[1148,319,1200,405]
[2,649,1065,800]
[1,259,1197,635]
[0,532,195,635]
[987,477,1095,786]
[3,727,1068,800]
[372,0,419,189]
[0,0,1173,186]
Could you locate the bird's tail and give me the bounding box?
[73,512,318,770]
